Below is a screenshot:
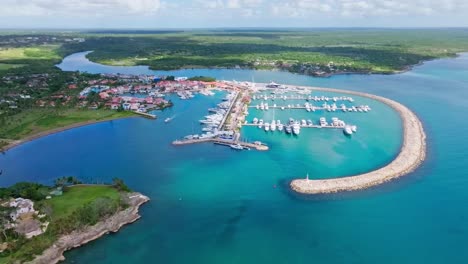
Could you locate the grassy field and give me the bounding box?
[59,29,468,74]
[45,185,121,219]
[0,63,24,70]
[0,45,62,74]
[0,109,135,141]
[0,185,122,263]
[0,46,60,61]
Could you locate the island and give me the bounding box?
[0,178,149,263]
[290,86,426,194]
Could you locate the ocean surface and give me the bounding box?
[1,52,468,263]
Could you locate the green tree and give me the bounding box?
[112,178,131,192]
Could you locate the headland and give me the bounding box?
[27,192,149,264]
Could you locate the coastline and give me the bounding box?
[1,115,138,153]
[76,50,458,78]
[290,86,426,194]
[27,192,150,264]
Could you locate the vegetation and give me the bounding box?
[0,183,130,263]
[0,182,50,201]
[0,109,135,142]
[59,29,468,74]
[188,76,216,82]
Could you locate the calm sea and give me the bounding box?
[0,52,467,263]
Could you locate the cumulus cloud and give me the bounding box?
[267,0,468,18]
[1,0,467,24]
[0,0,161,16]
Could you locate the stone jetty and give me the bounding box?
[290,86,426,194]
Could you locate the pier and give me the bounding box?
[248,105,370,112]
[172,138,269,151]
[242,123,345,129]
[218,91,239,130]
[133,111,157,119]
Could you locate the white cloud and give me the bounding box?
[1,0,468,26]
[268,0,468,18]
[0,0,162,16]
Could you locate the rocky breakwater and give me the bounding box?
[290,86,426,194]
[28,193,150,264]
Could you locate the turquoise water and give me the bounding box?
[0,52,467,263]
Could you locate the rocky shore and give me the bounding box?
[27,193,150,264]
[290,86,426,194]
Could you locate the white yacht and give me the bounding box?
[270,121,277,131]
[230,144,244,150]
[258,119,264,128]
[253,118,259,124]
[293,122,301,135]
[343,125,353,135]
[264,122,270,131]
[278,123,284,131]
[319,117,327,127]
[285,125,292,134]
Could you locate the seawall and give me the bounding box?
[289,86,426,194]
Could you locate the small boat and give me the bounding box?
[351,125,357,132]
[292,122,301,135]
[343,125,353,135]
[285,125,292,134]
[164,117,172,123]
[230,144,244,150]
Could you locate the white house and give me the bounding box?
[9,198,35,221]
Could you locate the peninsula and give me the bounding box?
[0,179,149,263]
[290,86,426,194]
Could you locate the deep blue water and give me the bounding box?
[0,52,467,263]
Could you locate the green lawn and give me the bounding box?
[0,185,123,263]
[0,46,60,61]
[0,63,24,71]
[46,185,120,219]
[0,109,135,141]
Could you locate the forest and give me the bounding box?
[58,29,468,74]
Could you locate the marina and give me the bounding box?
[174,82,368,149]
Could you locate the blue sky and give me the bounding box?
[1,0,468,28]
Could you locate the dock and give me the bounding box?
[218,91,239,130]
[242,123,345,129]
[248,105,370,112]
[172,138,269,151]
[133,111,157,119]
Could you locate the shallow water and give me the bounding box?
[0,52,467,263]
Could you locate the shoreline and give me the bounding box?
[72,50,460,78]
[289,86,426,194]
[1,115,138,153]
[27,192,150,264]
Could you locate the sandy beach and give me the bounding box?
[290,86,426,194]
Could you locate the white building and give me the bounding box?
[9,198,35,221]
